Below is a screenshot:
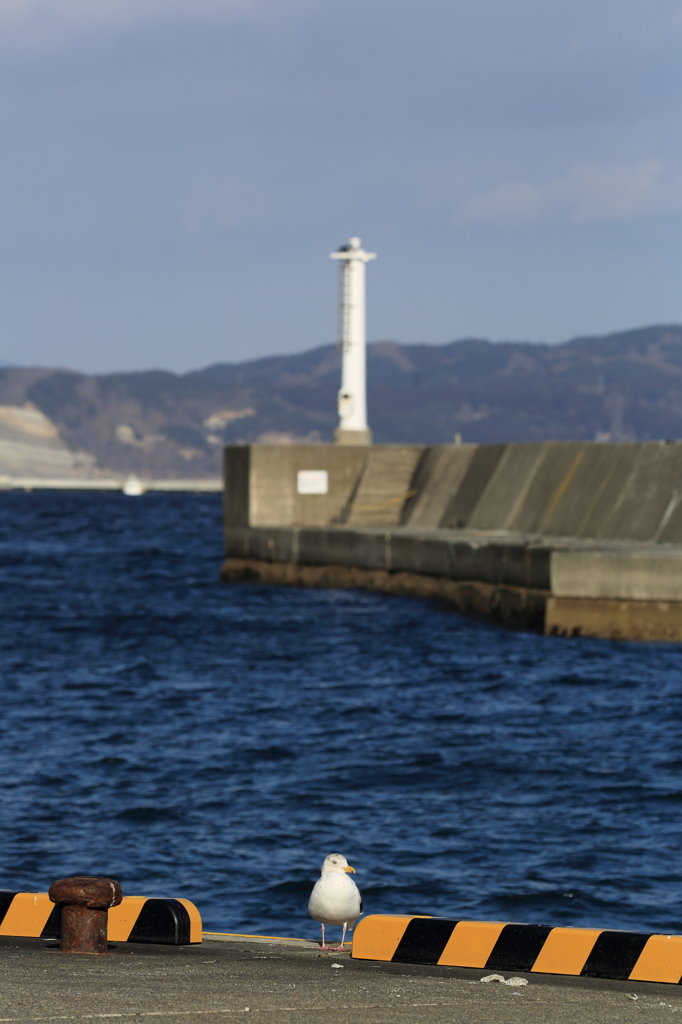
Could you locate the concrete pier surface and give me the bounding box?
[3,934,682,1024]
[222,442,682,641]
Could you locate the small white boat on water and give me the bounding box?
[122,474,145,496]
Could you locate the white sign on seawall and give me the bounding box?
[297,470,329,495]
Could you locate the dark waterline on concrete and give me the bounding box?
[0,492,681,937]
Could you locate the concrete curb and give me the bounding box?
[0,891,202,945]
[351,915,682,984]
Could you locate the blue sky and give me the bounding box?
[0,0,680,372]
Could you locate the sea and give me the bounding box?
[0,491,681,939]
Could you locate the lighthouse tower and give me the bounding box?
[330,236,376,445]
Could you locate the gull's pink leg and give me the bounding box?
[320,923,331,951]
[331,923,349,952]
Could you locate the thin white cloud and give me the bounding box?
[457,160,682,226]
[0,0,309,47]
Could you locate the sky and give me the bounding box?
[0,0,680,373]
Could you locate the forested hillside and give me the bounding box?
[0,324,680,478]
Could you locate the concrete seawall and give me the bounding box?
[221,442,682,641]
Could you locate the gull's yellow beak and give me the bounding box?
[343,865,356,874]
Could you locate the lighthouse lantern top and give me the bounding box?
[330,237,377,263]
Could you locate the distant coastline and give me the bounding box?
[0,324,679,479]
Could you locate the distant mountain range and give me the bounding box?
[1,324,681,478]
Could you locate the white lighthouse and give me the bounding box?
[330,236,376,445]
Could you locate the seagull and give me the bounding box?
[308,852,363,952]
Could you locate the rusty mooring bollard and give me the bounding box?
[48,876,123,954]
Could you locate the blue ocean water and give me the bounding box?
[0,492,681,939]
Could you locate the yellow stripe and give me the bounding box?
[531,927,602,975]
[0,893,202,944]
[347,914,682,985]
[108,897,148,942]
[177,898,203,943]
[629,935,682,983]
[351,915,419,960]
[437,921,506,968]
[0,893,54,937]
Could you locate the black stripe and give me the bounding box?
[486,924,553,973]
[580,931,650,980]
[392,918,457,965]
[127,898,191,945]
[40,904,62,939]
[0,891,17,927]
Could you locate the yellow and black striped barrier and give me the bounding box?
[351,915,682,984]
[0,891,202,945]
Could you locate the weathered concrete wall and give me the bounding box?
[401,446,475,528]
[224,440,682,543]
[421,440,682,543]
[223,525,682,641]
[545,597,682,643]
[222,442,682,641]
[221,555,547,633]
[345,446,424,527]
[466,443,546,532]
[224,525,552,590]
[551,548,682,601]
[224,445,369,528]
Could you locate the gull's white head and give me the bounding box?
[321,852,356,875]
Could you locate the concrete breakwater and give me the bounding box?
[221,442,682,641]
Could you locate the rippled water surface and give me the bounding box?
[1,491,682,937]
